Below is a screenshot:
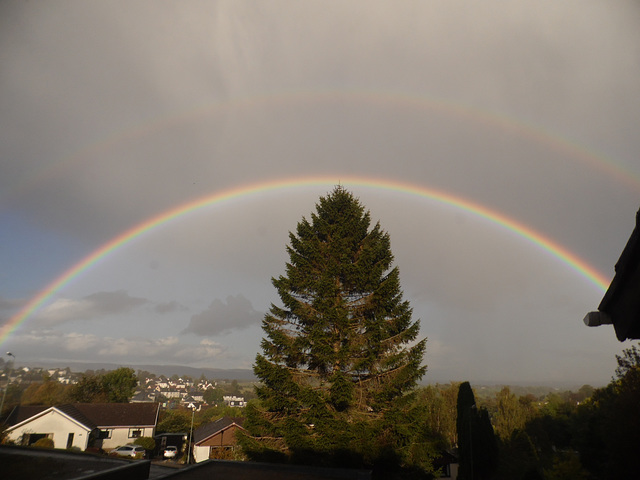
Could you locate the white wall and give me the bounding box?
[102,426,155,450]
[193,444,209,463]
[7,410,90,450]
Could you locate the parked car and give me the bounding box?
[163,446,178,459]
[112,445,146,458]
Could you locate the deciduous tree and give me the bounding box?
[66,367,137,403]
[102,367,138,403]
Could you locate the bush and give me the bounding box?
[134,436,156,451]
[32,437,54,449]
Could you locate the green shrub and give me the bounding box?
[134,436,156,451]
[32,437,54,448]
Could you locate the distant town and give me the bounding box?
[0,359,255,411]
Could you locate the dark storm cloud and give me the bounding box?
[182,294,263,336]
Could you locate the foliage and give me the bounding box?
[102,367,138,402]
[66,367,137,403]
[21,380,69,406]
[66,375,109,403]
[222,379,242,396]
[197,404,244,424]
[413,383,459,449]
[493,430,541,480]
[242,187,429,477]
[573,358,640,479]
[157,409,193,434]
[614,342,640,379]
[1,383,26,416]
[543,452,589,480]
[203,387,224,405]
[32,437,55,448]
[494,386,536,440]
[488,344,640,479]
[137,370,156,380]
[133,436,156,451]
[208,446,246,460]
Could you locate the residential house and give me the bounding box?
[222,395,246,408]
[192,417,245,463]
[188,391,204,403]
[4,405,96,450]
[4,402,159,451]
[130,390,157,403]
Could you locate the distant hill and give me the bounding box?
[24,361,257,381]
[22,361,597,390]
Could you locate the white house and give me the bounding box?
[4,405,93,450]
[5,403,160,451]
[222,395,246,408]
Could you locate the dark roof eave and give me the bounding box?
[594,208,640,341]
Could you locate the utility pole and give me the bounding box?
[186,404,195,464]
[0,352,16,420]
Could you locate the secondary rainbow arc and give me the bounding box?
[0,176,610,346]
[5,89,639,208]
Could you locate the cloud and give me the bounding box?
[9,330,227,365]
[34,290,148,325]
[0,297,27,311]
[0,297,29,325]
[154,301,188,314]
[182,294,263,336]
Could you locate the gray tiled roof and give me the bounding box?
[194,416,244,444]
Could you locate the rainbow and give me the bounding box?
[0,176,611,346]
[4,89,640,206]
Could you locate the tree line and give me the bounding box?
[1,367,139,411]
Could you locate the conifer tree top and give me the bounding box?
[242,185,428,470]
[253,185,425,412]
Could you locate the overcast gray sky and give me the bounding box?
[1,1,639,385]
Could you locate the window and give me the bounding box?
[99,429,112,439]
[23,433,52,446]
[128,428,142,438]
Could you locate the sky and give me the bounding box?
[1,1,639,386]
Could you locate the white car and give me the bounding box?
[163,446,178,459]
[112,445,146,458]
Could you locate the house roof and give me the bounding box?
[585,208,640,341]
[194,416,245,445]
[72,402,159,427]
[56,404,99,430]
[5,405,98,432]
[5,402,159,430]
[5,405,50,427]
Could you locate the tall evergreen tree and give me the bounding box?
[242,187,427,472]
[457,382,477,480]
[456,381,498,480]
